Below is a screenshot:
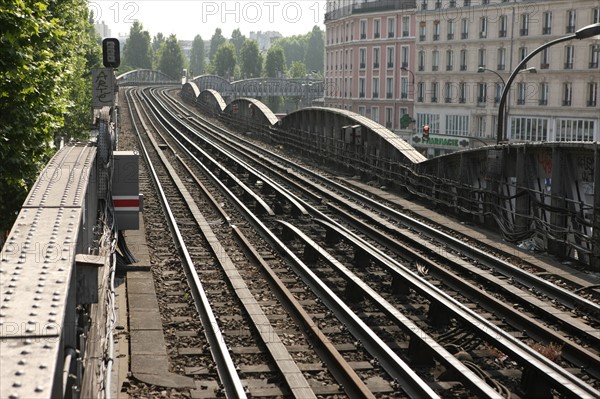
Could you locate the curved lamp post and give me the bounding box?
[496,22,600,144]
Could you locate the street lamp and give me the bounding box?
[496,22,600,144]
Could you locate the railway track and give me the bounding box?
[118,86,600,398]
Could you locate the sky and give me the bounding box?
[90,0,328,40]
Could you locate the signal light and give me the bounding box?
[423,124,430,141]
[102,38,120,68]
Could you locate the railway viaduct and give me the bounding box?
[1,70,599,398]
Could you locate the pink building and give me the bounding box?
[324,0,417,134]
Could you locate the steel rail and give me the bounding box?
[126,89,247,398]
[141,88,439,399]
[313,217,600,399]
[277,220,504,398]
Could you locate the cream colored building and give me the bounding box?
[415,0,600,156]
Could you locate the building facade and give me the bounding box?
[325,0,600,157]
[324,0,418,132]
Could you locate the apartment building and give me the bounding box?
[324,0,418,131]
[325,0,600,157]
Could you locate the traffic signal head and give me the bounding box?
[423,125,430,140]
[102,38,120,68]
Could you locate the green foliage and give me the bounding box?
[123,21,152,69]
[240,39,262,79]
[189,35,205,77]
[289,61,307,78]
[273,35,307,68]
[0,0,100,233]
[209,28,226,62]
[230,28,245,59]
[264,46,286,78]
[213,42,236,79]
[152,33,165,54]
[157,34,184,80]
[305,26,325,74]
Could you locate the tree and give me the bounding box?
[189,35,205,77]
[0,0,100,233]
[274,35,307,68]
[123,21,152,69]
[264,46,286,78]
[157,34,185,79]
[289,61,307,78]
[240,39,262,78]
[230,28,246,59]
[152,33,165,54]
[305,25,325,74]
[209,28,226,62]
[213,43,236,79]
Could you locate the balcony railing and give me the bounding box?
[360,62,366,69]
[479,31,487,38]
[445,97,452,103]
[374,62,380,69]
[539,99,548,105]
[373,92,379,98]
[387,62,394,68]
[520,28,528,36]
[418,65,425,71]
[590,62,599,68]
[517,99,526,105]
[499,30,507,37]
[446,65,453,71]
[420,34,426,41]
[431,97,438,103]
[433,34,440,41]
[374,32,380,38]
[587,100,597,107]
[432,65,439,71]
[541,63,550,69]
[497,64,505,70]
[460,65,467,71]
[386,92,393,99]
[562,100,572,106]
[459,97,466,103]
[566,25,575,33]
[543,27,551,34]
[388,31,395,38]
[417,96,424,102]
[564,62,573,69]
[447,33,454,40]
[461,32,468,39]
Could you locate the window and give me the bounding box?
[402,16,410,37]
[493,83,503,104]
[479,17,487,38]
[433,20,440,41]
[373,47,380,69]
[590,45,600,68]
[461,18,469,39]
[432,50,439,71]
[476,116,486,138]
[372,77,379,98]
[418,50,425,71]
[460,49,467,71]
[478,48,486,68]
[447,19,455,40]
[543,12,552,35]
[349,77,352,97]
[565,46,574,69]
[459,82,467,103]
[539,82,548,105]
[497,48,506,70]
[419,23,426,41]
[566,10,576,33]
[386,77,394,98]
[541,48,550,69]
[358,106,366,116]
[446,115,469,136]
[401,77,409,99]
[385,108,393,128]
[520,13,529,36]
[374,19,381,38]
[556,119,595,141]
[387,47,395,68]
[359,48,366,69]
[517,82,526,105]
[371,106,379,123]
[446,50,454,71]
[444,82,453,103]
[477,83,487,105]
[359,77,365,98]
[431,82,439,103]
[563,82,572,106]
[499,15,507,37]
[401,46,409,68]
[510,117,549,141]
[519,47,528,68]
[588,82,598,107]
[417,82,424,102]
[388,17,396,38]
[594,8,600,24]
[360,20,367,39]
